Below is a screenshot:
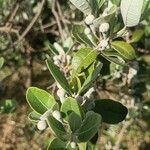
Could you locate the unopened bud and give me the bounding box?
[84,27,91,35]
[66,55,71,65]
[57,88,66,103]
[70,142,76,149]
[85,14,95,25]
[37,120,47,130]
[54,60,60,66]
[52,110,61,121]
[53,42,64,55]
[99,23,110,33]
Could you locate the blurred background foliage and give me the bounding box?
[0,0,150,149]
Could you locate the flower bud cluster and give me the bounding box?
[53,54,71,68]
[98,39,109,51]
[37,109,62,130]
[37,109,52,131]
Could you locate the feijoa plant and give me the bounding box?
[26,0,145,149]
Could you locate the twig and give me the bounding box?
[56,0,69,35]
[5,3,19,27]
[113,119,134,150]
[14,0,45,45]
[52,0,65,42]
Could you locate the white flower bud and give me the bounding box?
[52,110,61,121]
[99,23,110,33]
[85,14,95,25]
[37,120,47,130]
[66,55,71,65]
[53,42,64,55]
[54,60,60,66]
[84,27,91,35]
[70,142,76,149]
[98,40,108,50]
[57,88,66,103]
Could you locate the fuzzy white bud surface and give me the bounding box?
[98,40,108,51]
[37,120,47,130]
[84,27,91,35]
[57,88,66,103]
[70,142,76,149]
[66,55,71,65]
[85,14,95,25]
[99,23,110,33]
[52,110,61,121]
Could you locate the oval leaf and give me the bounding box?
[121,0,144,27]
[61,97,83,120]
[68,112,82,132]
[93,99,128,124]
[78,62,102,94]
[76,111,102,142]
[46,59,72,94]
[47,115,68,141]
[72,48,97,77]
[111,41,136,60]
[26,87,56,114]
[130,28,144,43]
[28,111,41,122]
[47,138,67,150]
[69,0,91,15]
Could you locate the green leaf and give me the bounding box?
[121,0,144,27]
[28,111,41,122]
[47,138,67,150]
[61,97,83,120]
[101,51,126,66]
[111,0,121,6]
[111,41,136,60]
[68,112,82,132]
[93,99,128,124]
[78,62,102,94]
[0,57,4,69]
[88,0,103,15]
[47,115,68,141]
[130,29,144,43]
[46,59,72,94]
[72,25,94,47]
[26,87,56,114]
[44,41,59,55]
[76,111,102,142]
[69,0,92,15]
[71,48,97,77]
